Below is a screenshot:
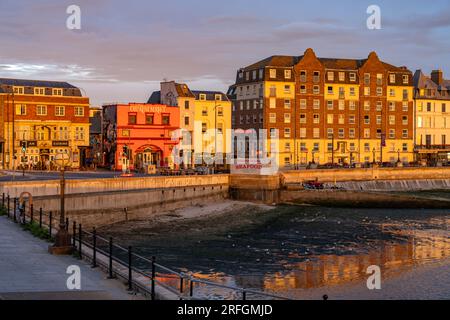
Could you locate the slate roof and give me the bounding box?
[191,90,229,102]
[0,78,78,89]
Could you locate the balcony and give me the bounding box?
[415,145,450,152]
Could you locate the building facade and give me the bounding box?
[413,70,450,164]
[149,82,232,167]
[230,49,414,168]
[102,103,180,171]
[0,78,90,170]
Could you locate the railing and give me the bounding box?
[0,193,289,301]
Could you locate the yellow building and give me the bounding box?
[0,78,90,170]
[413,70,450,165]
[148,82,232,167]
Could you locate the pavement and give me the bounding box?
[0,215,142,300]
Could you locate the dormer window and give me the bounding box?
[402,75,409,84]
[13,86,24,94]
[390,74,396,84]
[199,94,206,101]
[215,94,222,101]
[53,88,63,96]
[34,87,46,95]
[269,69,277,79]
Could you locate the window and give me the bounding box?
[376,101,382,111]
[338,100,345,110]
[55,106,65,116]
[202,123,207,133]
[300,71,307,82]
[349,101,356,110]
[349,115,355,124]
[402,75,409,84]
[300,99,307,109]
[402,143,408,152]
[339,72,345,81]
[15,104,27,115]
[284,99,291,109]
[300,128,307,138]
[128,113,137,124]
[269,128,277,138]
[74,106,84,116]
[313,114,320,124]
[284,113,291,123]
[313,100,320,109]
[390,74,396,83]
[284,70,292,79]
[259,69,263,79]
[300,114,306,124]
[245,72,250,81]
[327,128,334,139]
[284,85,291,94]
[327,100,333,110]
[327,114,334,124]
[269,69,276,79]
[269,113,276,123]
[364,128,370,138]
[36,105,47,116]
[338,128,345,138]
[376,74,383,85]
[252,70,256,80]
[327,86,334,94]
[284,128,291,138]
[300,85,307,94]
[146,113,154,125]
[364,143,370,152]
[349,87,355,96]
[313,71,320,83]
[199,94,206,101]
[364,87,370,96]
[75,127,85,140]
[217,106,223,116]
[389,89,395,97]
[162,114,170,125]
[184,101,190,109]
[269,98,276,109]
[389,129,395,139]
[403,89,408,100]
[313,128,320,139]
[339,87,345,98]
[364,73,370,85]
[285,143,291,152]
[327,72,334,81]
[389,102,396,111]
[427,102,432,112]
[349,73,356,82]
[349,128,356,138]
[52,88,63,96]
[364,115,370,124]
[389,115,395,125]
[442,103,447,113]
[338,114,345,124]
[184,116,189,126]
[402,116,408,125]
[402,129,408,138]
[376,87,383,96]
[13,86,24,94]
[417,116,423,128]
[402,102,409,112]
[364,101,370,111]
[313,85,320,94]
[202,107,208,115]
[376,115,382,125]
[34,87,45,95]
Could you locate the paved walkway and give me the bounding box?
[0,216,142,300]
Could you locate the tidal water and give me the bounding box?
[105,195,450,299]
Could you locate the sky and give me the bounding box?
[0,0,449,106]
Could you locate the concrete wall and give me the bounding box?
[282,167,450,184]
[33,184,228,228]
[0,174,230,198]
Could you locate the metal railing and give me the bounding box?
[0,193,290,301]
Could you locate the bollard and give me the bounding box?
[108,237,114,279]
[179,276,184,294]
[92,227,97,268]
[30,204,34,224]
[128,246,132,291]
[39,208,43,228]
[242,290,246,300]
[49,212,53,237]
[151,256,156,300]
[78,224,82,259]
[7,195,10,218]
[72,221,76,247]
[13,198,17,222]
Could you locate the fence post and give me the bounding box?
[30,204,34,224]
[72,221,76,246]
[39,208,42,228]
[13,198,17,222]
[128,246,132,291]
[92,227,97,268]
[49,211,52,237]
[189,279,194,298]
[78,224,82,259]
[7,195,10,218]
[108,237,114,279]
[151,256,156,300]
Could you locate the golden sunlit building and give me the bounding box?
[413,69,450,164]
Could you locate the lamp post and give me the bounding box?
[372,148,376,165]
[49,150,73,255]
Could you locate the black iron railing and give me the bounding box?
[0,193,289,301]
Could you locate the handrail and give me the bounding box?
[1,193,291,301]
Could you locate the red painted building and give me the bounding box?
[102,103,180,171]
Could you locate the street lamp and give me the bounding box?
[49,150,73,255]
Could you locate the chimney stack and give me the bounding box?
[431,69,443,86]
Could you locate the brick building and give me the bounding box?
[230,49,414,168]
[0,78,90,170]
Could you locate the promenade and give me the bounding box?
[0,216,142,300]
